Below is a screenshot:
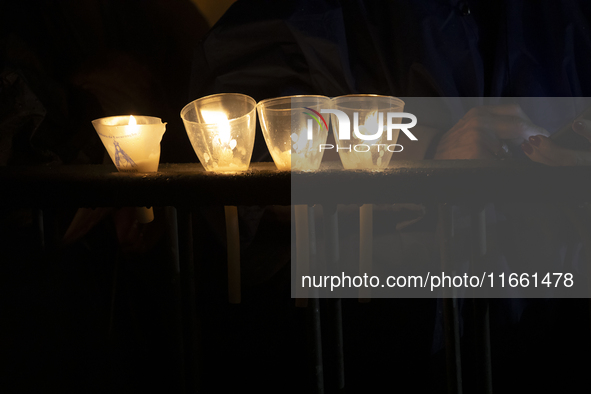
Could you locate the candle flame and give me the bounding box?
[125,115,139,136]
[201,110,234,148]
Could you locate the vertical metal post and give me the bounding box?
[323,204,345,392]
[295,204,310,307]
[307,206,324,394]
[307,297,325,394]
[108,249,120,344]
[470,206,492,393]
[438,203,462,394]
[359,204,372,302]
[178,208,199,393]
[224,206,241,304]
[165,207,186,394]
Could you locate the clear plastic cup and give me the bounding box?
[181,93,256,172]
[330,94,405,170]
[257,95,331,171]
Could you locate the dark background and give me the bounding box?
[2,1,591,393]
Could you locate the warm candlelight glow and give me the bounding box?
[92,115,166,173]
[200,110,240,169]
[124,115,139,140]
[181,93,257,305]
[91,115,166,223]
[201,110,233,147]
[181,93,256,173]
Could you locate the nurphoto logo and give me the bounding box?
[302,109,418,152]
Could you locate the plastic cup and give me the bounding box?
[92,115,166,223]
[257,95,331,171]
[181,93,256,172]
[330,94,405,170]
[92,115,166,172]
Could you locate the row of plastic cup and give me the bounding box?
[91,93,405,176]
[180,93,405,172]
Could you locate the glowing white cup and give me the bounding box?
[92,115,166,172]
[92,115,166,223]
[180,93,257,304]
[181,93,256,173]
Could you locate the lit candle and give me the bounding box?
[200,110,241,170]
[181,93,256,174]
[181,93,257,303]
[92,115,166,223]
[198,110,242,302]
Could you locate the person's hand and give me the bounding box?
[434,104,550,159]
[521,120,591,165]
